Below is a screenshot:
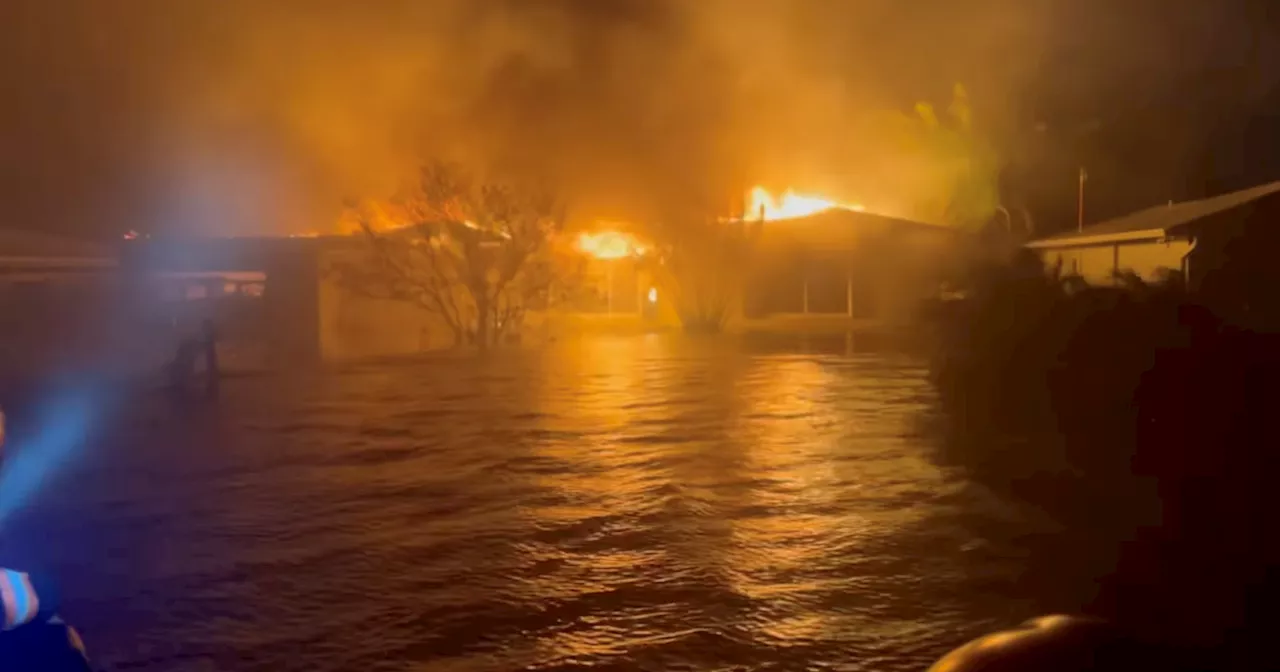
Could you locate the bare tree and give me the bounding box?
[334,161,575,349]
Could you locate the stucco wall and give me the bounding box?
[316,250,458,360]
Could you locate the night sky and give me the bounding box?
[1,0,1278,238]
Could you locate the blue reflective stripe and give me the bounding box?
[3,569,33,627]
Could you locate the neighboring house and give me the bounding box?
[1027,181,1280,327]
[0,228,120,379]
[1027,181,1280,285]
[119,209,961,363]
[0,228,113,271]
[121,235,338,366]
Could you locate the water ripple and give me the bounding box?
[2,336,1035,671]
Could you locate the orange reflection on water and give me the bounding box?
[508,338,677,609]
[491,339,955,666]
[725,358,859,644]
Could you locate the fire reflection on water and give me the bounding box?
[20,336,1027,672]
[502,338,979,666]
[727,357,857,646]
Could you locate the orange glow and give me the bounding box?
[337,200,415,234]
[745,186,865,221]
[575,231,645,260]
[647,287,658,303]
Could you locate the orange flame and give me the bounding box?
[576,231,646,260]
[745,186,865,221]
[337,200,415,234]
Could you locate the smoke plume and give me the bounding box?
[1,0,1059,236]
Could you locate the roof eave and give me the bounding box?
[1025,228,1172,249]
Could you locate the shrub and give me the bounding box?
[929,250,1280,660]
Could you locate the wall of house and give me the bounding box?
[316,249,459,360]
[310,218,956,358]
[1039,239,1192,285]
[1189,197,1280,328]
[260,251,323,366]
[120,237,331,369]
[1116,240,1192,281]
[0,268,278,381]
[0,272,128,380]
[743,223,954,325]
[316,249,678,359]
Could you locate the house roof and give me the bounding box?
[1027,180,1280,249]
[752,208,958,255]
[787,207,954,232]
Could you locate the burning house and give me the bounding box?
[742,207,957,327]
[1027,180,1280,329]
[109,188,958,366]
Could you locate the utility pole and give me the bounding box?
[1078,166,1087,232]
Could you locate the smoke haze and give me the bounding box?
[3,0,1271,236]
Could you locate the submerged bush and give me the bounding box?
[929,250,1280,662]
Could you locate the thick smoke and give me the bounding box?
[1,0,1055,236]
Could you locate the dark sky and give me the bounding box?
[1015,0,1280,231]
[1,0,1278,238]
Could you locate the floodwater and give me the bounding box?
[1,336,1047,671]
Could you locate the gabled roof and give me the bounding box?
[786,207,953,232]
[759,207,957,249]
[1027,181,1280,249]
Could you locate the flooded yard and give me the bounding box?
[0,336,1043,671]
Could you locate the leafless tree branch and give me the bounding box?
[331,161,573,349]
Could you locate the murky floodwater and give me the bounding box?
[1,336,1044,671]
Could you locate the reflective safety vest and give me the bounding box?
[0,568,90,671]
[0,569,39,630]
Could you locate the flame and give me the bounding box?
[576,231,646,260]
[745,186,865,221]
[337,200,415,234]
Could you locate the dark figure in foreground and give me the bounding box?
[932,252,1280,668]
[0,570,92,672]
[930,615,1184,671]
[0,411,90,670]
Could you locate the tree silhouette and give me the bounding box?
[335,161,578,348]
[885,84,1003,230]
